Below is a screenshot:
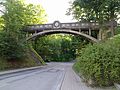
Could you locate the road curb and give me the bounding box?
[114,83,120,90]
[0,66,45,76]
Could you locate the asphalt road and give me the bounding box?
[0,63,67,90]
[0,62,116,90]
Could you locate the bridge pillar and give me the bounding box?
[79,28,81,32]
[26,32,29,37]
[35,30,37,34]
[89,28,91,36]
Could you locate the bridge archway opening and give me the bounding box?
[30,33,91,62]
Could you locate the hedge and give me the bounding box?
[74,34,120,86]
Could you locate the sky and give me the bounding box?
[25,0,76,23]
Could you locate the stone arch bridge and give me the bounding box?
[24,21,117,43]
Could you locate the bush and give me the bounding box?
[74,34,120,86]
[0,32,27,60]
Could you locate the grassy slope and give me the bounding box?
[0,48,45,71]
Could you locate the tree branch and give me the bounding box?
[0,10,5,14]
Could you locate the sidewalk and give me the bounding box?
[61,66,116,90]
[0,66,44,76]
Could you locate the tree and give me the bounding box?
[33,34,89,62]
[0,0,47,60]
[68,0,120,23]
[1,0,47,32]
[0,32,27,60]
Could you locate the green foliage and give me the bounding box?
[29,46,45,65]
[2,0,47,33]
[68,0,120,22]
[0,58,7,70]
[0,54,41,71]
[0,17,4,30]
[33,34,89,62]
[25,4,47,24]
[0,32,27,60]
[74,34,120,86]
[115,26,120,35]
[0,0,47,61]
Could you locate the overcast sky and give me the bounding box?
[25,0,76,23]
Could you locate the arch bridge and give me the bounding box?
[24,21,117,43]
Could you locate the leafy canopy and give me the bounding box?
[0,0,47,60]
[68,0,120,23]
[1,0,47,32]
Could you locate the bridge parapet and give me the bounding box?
[24,21,117,32]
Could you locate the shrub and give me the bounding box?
[0,32,27,60]
[74,34,120,86]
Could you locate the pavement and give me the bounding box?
[0,62,118,90]
[0,66,44,76]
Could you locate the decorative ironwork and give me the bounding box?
[53,21,61,28]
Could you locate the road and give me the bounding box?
[0,62,67,90]
[0,62,116,90]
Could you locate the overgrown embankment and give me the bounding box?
[73,34,120,86]
[0,0,46,71]
[0,48,45,71]
[0,47,45,71]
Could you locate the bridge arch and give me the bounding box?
[25,21,117,43]
[27,29,99,43]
